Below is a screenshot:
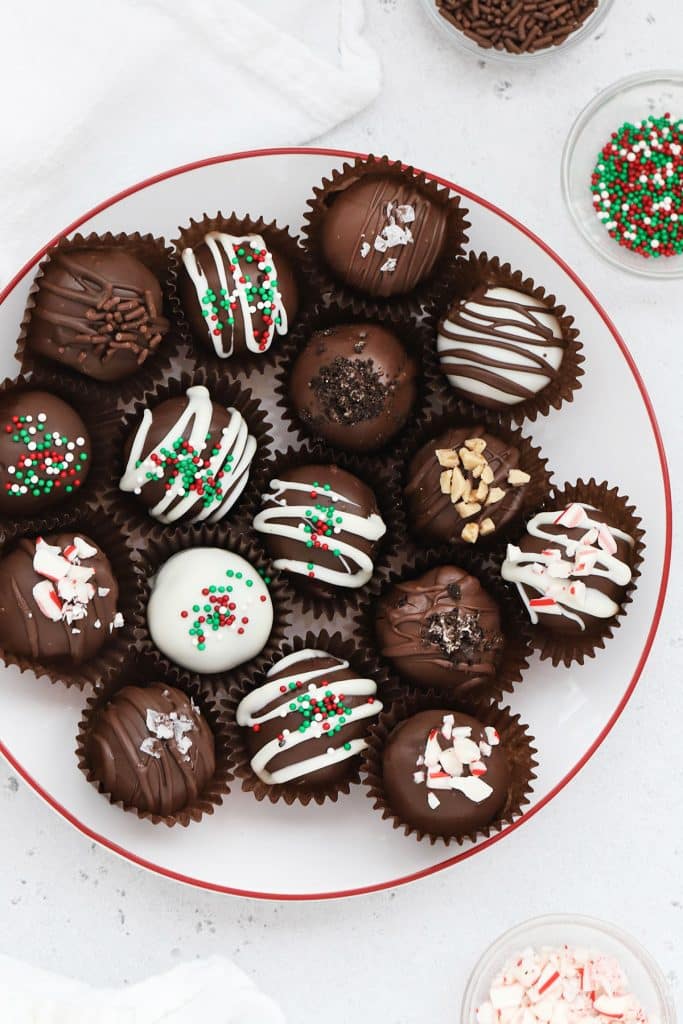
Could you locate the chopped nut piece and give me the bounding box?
[461,522,480,544]
[464,437,487,454]
[472,463,484,479]
[481,465,495,485]
[439,470,453,494]
[461,477,473,501]
[508,468,531,486]
[473,481,489,503]
[479,517,496,536]
[455,500,482,518]
[460,448,485,471]
[435,448,460,468]
[450,466,466,503]
[486,486,507,505]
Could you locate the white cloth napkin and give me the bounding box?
[0,954,286,1023]
[0,0,381,287]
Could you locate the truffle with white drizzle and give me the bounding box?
[382,709,510,838]
[237,648,382,790]
[119,385,257,525]
[253,464,387,596]
[84,683,215,817]
[179,230,298,359]
[501,502,635,636]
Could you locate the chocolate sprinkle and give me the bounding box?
[435,0,599,54]
[308,355,390,425]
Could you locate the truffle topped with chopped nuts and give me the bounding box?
[404,426,531,545]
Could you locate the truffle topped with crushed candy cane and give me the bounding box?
[382,709,510,838]
[0,532,121,664]
[502,503,635,636]
[477,945,653,1024]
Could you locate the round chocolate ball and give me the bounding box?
[501,501,635,637]
[252,464,387,598]
[320,175,448,298]
[382,709,510,838]
[178,230,298,359]
[289,323,418,452]
[375,565,504,697]
[147,548,273,674]
[28,248,169,382]
[405,426,531,546]
[0,533,121,665]
[84,683,216,817]
[119,384,257,525]
[0,391,91,514]
[236,648,382,791]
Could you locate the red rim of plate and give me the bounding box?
[0,147,672,901]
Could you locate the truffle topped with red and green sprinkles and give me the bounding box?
[179,230,299,360]
[591,113,683,259]
[0,390,91,514]
[147,547,273,674]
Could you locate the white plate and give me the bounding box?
[0,148,671,900]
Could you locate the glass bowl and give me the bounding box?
[462,914,676,1024]
[561,70,683,279]
[419,0,615,64]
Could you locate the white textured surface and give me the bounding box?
[1,1,682,1022]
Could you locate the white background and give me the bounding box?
[1,1,682,1021]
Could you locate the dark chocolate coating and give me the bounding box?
[0,391,91,514]
[85,683,216,817]
[178,238,298,357]
[405,425,529,545]
[253,464,385,598]
[0,533,119,664]
[320,175,448,298]
[375,565,504,696]
[289,323,418,452]
[28,249,169,382]
[243,653,378,790]
[382,709,510,838]
[512,505,633,637]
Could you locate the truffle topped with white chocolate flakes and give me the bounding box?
[405,426,532,545]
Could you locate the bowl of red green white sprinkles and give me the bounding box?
[562,71,683,278]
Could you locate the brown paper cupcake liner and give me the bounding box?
[301,155,470,319]
[247,443,405,622]
[222,628,395,807]
[0,372,123,544]
[98,366,274,536]
[398,408,554,554]
[0,512,142,690]
[273,301,436,460]
[75,652,233,827]
[498,478,645,667]
[362,691,537,845]
[16,231,182,408]
[171,213,313,378]
[356,545,533,707]
[427,251,585,427]
[132,519,293,690]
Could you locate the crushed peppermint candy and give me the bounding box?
[416,714,501,809]
[476,945,653,1024]
[371,201,415,262]
[359,241,371,259]
[380,258,397,273]
[31,536,98,625]
[141,707,198,762]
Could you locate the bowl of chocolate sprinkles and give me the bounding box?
[420,0,615,60]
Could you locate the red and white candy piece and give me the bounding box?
[32,580,63,621]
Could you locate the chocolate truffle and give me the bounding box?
[382,709,510,838]
[289,322,418,452]
[320,176,448,298]
[84,683,216,817]
[376,565,504,696]
[179,231,298,358]
[237,648,382,790]
[0,391,91,513]
[119,384,257,525]
[0,533,122,664]
[501,502,635,636]
[28,248,169,382]
[253,464,386,597]
[147,548,273,674]
[405,426,531,545]
[437,285,566,409]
